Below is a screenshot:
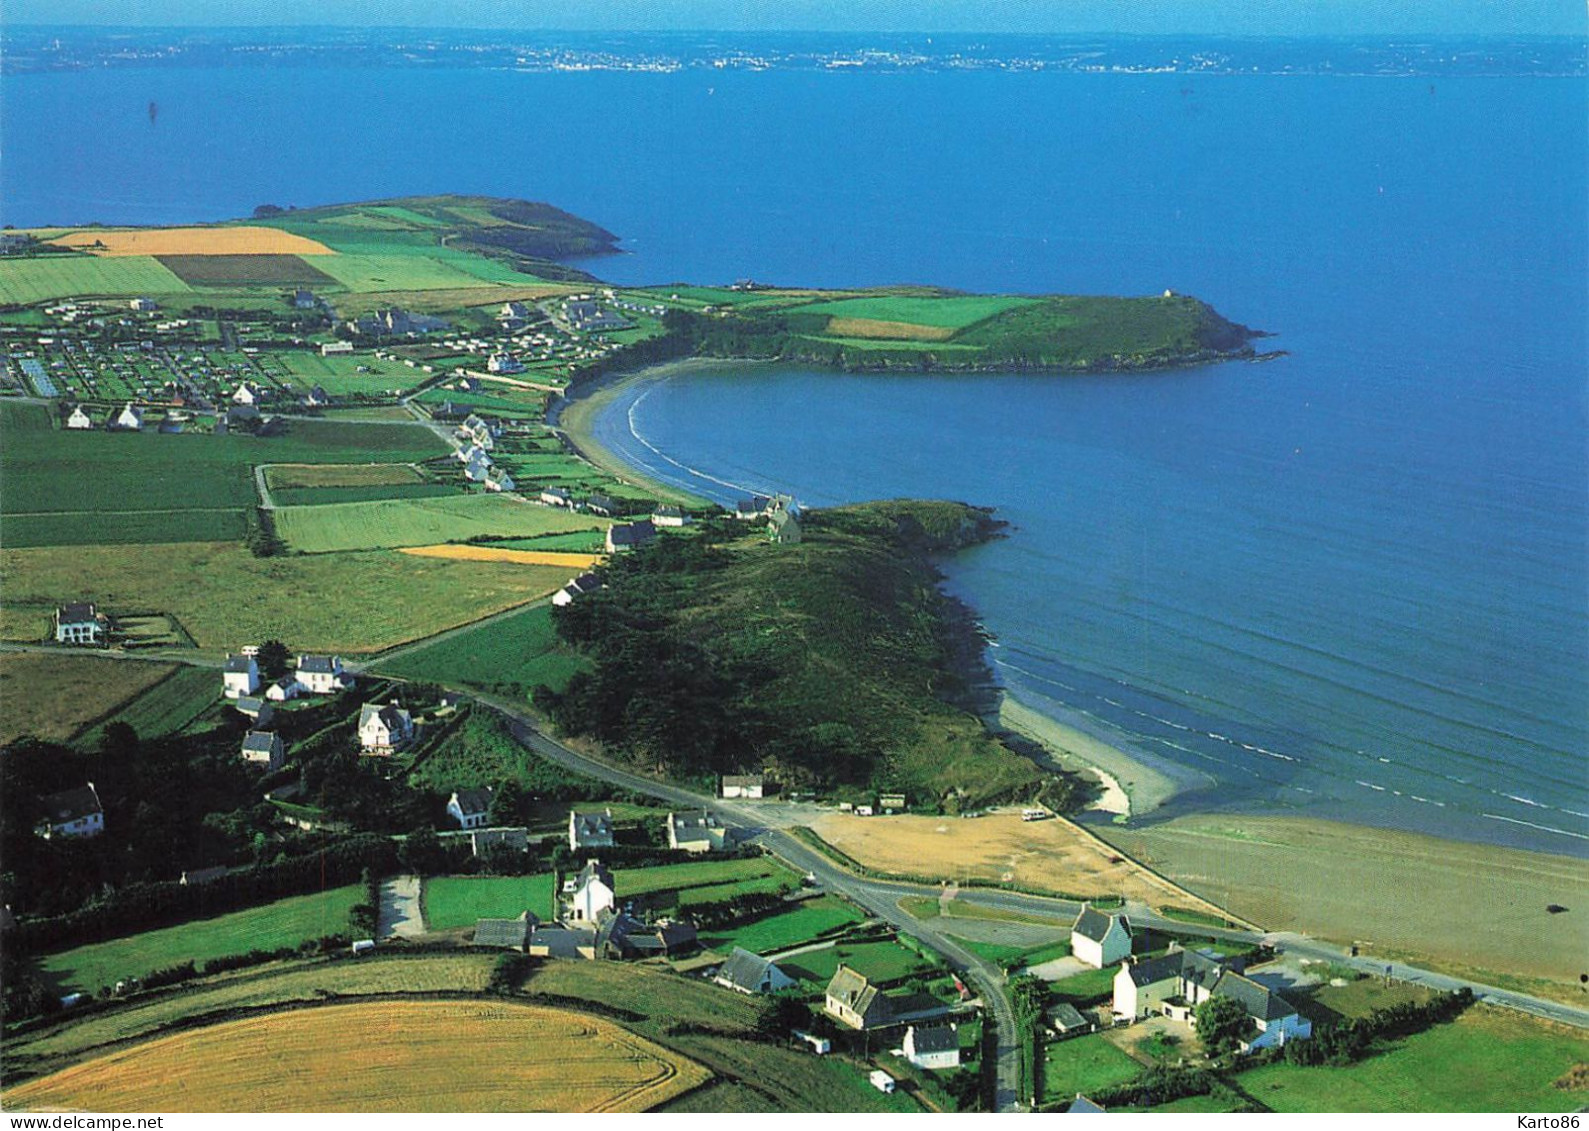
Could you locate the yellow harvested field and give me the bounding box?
[825,317,956,341]
[45,226,335,257]
[3,1000,708,1113]
[809,809,1237,920]
[401,544,604,568]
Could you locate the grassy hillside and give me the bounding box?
[539,502,1049,806]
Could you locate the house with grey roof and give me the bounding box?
[651,505,689,527]
[468,827,529,856]
[474,910,540,950]
[358,702,414,755]
[54,603,108,646]
[1046,1002,1094,1040]
[1071,904,1132,969]
[584,494,616,517]
[903,1023,961,1070]
[768,508,802,545]
[568,808,615,851]
[552,572,604,608]
[223,653,261,698]
[233,696,274,726]
[241,731,286,771]
[1111,944,1312,1052]
[528,923,598,960]
[667,810,727,854]
[447,787,494,830]
[713,948,796,995]
[719,774,765,799]
[733,495,771,520]
[605,520,656,553]
[596,911,698,960]
[294,654,349,694]
[36,783,104,839]
[540,486,572,507]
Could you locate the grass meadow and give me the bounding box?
[1041,1034,1144,1106]
[273,494,606,553]
[375,604,588,698]
[697,896,864,955]
[800,293,1035,329]
[0,542,566,653]
[0,256,192,304]
[38,886,364,995]
[423,874,557,929]
[76,666,222,745]
[0,654,178,744]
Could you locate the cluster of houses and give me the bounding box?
[731,493,802,545]
[451,414,516,492]
[561,296,633,334]
[346,308,450,339]
[1068,904,1313,1054]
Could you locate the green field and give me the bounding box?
[489,530,607,553]
[698,896,865,955]
[423,874,556,929]
[270,483,462,507]
[780,938,938,986]
[76,666,220,745]
[417,387,548,414]
[611,859,796,901]
[0,403,447,521]
[260,351,421,395]
[800,294,1036,329]
[273,494,607,553]
[1235,1008,1589,1113]
[1041,1034,1145,1107]
[1046,965,1119,1006]
[309,253,522,293]
[407,706,599,793]
[39,886,364,995]
[1,508,248,548]
[0,255,193,304]
[375,604,588,698]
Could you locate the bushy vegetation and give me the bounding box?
[535,503,1048,805]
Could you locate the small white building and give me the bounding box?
[552,572,603,607]
[447,787,494,830]
[720,774,765,799]
[320,340,354,356]
[37,783,104,839]
[129,296,158,312]
[240,731,285,771]
[567,859,615,922]
[294,654,348,695]
[232,384,260,406]
[540,487,572,508]
[868,1070,896,1095]
[112,403,144,431]
[651,505,690,527]
[65,405,94,429]
[482,467,516,493]
[903,1024,961,1070]
[222,653,261,699]
[265,679,301,702]
[358,702,415,755]
[1071,904,1133,969]
[487,352,524,374]
[713,948,797,995]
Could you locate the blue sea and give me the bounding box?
[4,31,1585,854]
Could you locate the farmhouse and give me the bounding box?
[720,774,765,800]
[222,653,261,698]
[596,912,698,960]
[466,827,529,857]
[233,696,273,726]
[734,495,771,520]
[569,808,615,851]
[540,486,572,508]
[319,340,353,355]
[53,603,108,646]
[304,386,330,407]
[358,702,415,755]
[488,352,525,374]
[65,405,94,429]
[129,296,158,312]
[584,494,616,517]
[1071,904,1132,969]
[713,948,796,995]
[112,403,144,431]
[232,384,261,406]
[651,505,690,527]
[240,731,286,771]
[500,301,530,321]
[566,859,616,922]
[293,289,319,310]
[482,467,516,493]
[528,923,598,960]
[1111,945,1312,1051]
[265,679,301,702]
[464,456,492,482]
[447,787,494,830]
[473,910,539,950]
[768,508,802,545]
[667,810,727,854]
[903,1024,961,1070]
[36,783,104,839]
[295,654,350,694]
[552,572,603,607]
[606,520,656,553]
[824,966,952,1032]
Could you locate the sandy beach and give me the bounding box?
[553,359,744,508]
[1104,813,1589,1000]
[998,693,1199,817]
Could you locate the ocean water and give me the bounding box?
[4,36,1585,853]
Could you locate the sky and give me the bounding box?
[4,0,1585,36]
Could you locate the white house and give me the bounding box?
[232,384,260,406]
[720,774,765,799]
[540,487,572,508]
[265,679,301,702]
[53,603,107,646]
[868,1071,896,1095]
[1111,946,1312,1051]
[320,340,353,356]
[483,467,516,493]
[295,654,349,694]
[568,808,615,851]
[903,1024,961,1070]
[667,810,727,854]
[651,505,690,528]
[567,859,615,922]
[222,653,260,699]
[240,731,286,771]
[112,403,144,431]
[37,783,104,839]
[552,572,602,607]
[65,405,94,429]
[129,296,158,312]
[487,352,525,374]
[1070,904,1133,969]
[358,702,415,755]
[447,787,494,830]
[713,948,796,995]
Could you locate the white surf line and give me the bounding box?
[1481,813,1589,841]
[625,384,765,499]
